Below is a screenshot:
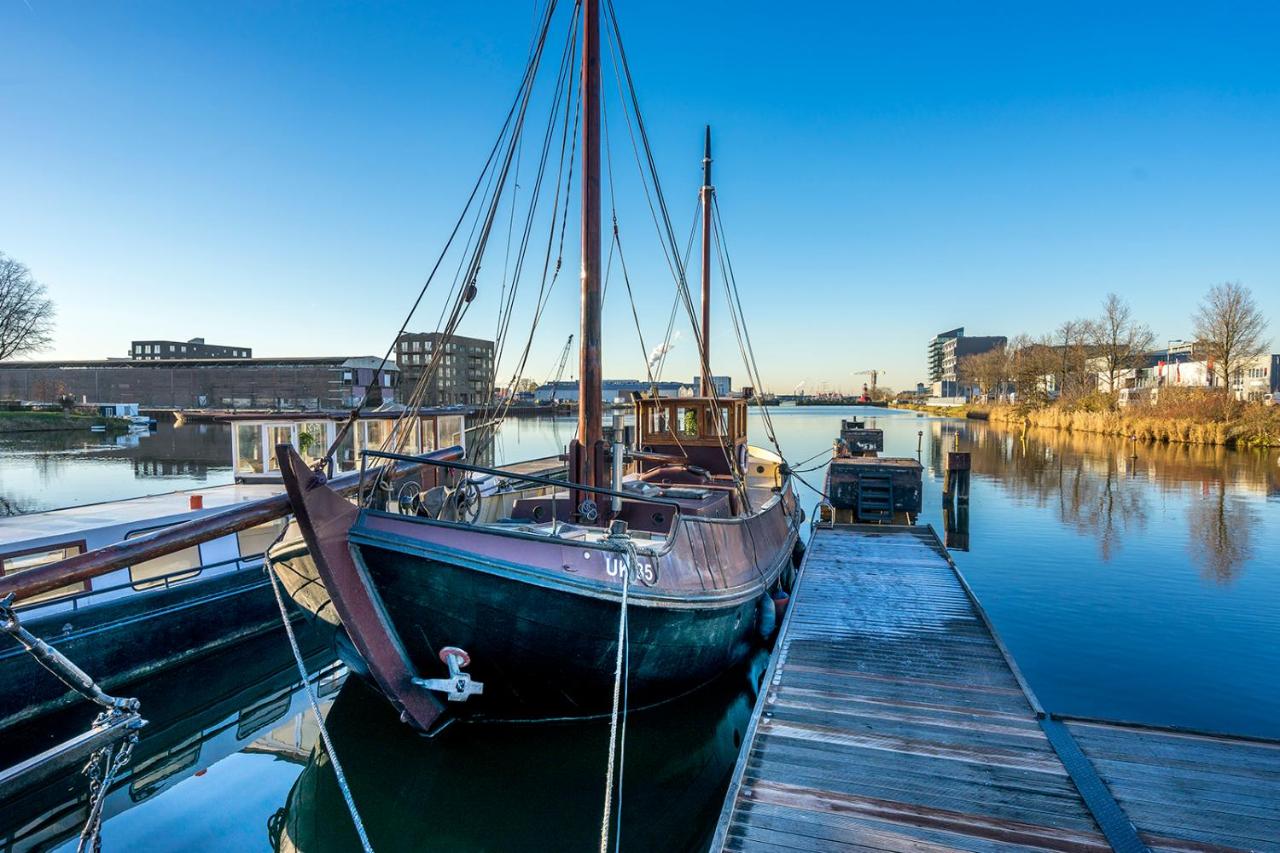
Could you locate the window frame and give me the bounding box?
[0,540,92,604]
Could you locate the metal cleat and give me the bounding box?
[414,646,484,702]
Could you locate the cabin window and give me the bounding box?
[236,518,288,559]
[126,530,201,591]
[297,422,328,467]
[438,415,464,449]
[236,424,264,474]
[363,419,390,454]
[676,408,699,438]
[265,425,294,471]
[335,424,357,472]
[419,418,438,452]
[0,542,88,605]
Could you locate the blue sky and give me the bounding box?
[2,1,1277,393]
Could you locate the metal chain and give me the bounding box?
[77,728,138,853]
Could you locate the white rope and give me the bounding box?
[265,541,374,853]
[599,535,633,853]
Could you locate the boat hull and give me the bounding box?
[357,539,769,715]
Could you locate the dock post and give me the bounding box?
[943,450,970,505]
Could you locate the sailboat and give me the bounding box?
[271,0,802,732]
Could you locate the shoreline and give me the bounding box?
[891,402,1280,448]
[0,412,129,434]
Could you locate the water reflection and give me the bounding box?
[0,423,234,513]
[273,653,765,853]
[950,420,1275,579]
[1187,481,1258,584]
[0,625,335,852]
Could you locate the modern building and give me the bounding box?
[534,379,690,404]
[131,337,252,360]
[0,356,396,410]
[927,327,1007,401]
[395,332,494,406]
[693,375,733,396]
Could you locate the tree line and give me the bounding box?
[959,283,1270,404]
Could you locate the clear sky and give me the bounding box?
[3,1,1277,394]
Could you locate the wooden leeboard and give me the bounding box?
[712,524,1280,852]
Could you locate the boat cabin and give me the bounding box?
[230,410,466,483]
[633,396,748,477]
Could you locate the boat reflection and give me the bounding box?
[272,649,767,853]
[0,625,339,852]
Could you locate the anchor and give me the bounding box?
[414,646,484,702]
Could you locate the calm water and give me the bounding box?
[2,407,1278,850]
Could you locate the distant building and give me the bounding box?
[927,327,1007,401]
[693,375,733,396]
[131,337,251,360]
[534,379,689,404]
[395,332,494,406]
[1114,343,1279,405]
[0,356,396,410]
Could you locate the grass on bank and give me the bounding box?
[895,389,1280,448]
[0,411,129,433]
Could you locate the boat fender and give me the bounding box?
[772,588,791,625]
[756,592,777,642]
[791,537,806,568]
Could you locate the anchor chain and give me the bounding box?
[78,728,138,853]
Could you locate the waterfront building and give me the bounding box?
[533,379,690,403]
[0,356,396,410]
[131,337,252,360]
[395,332,494,406]
[926,327,1007,402]
[693,375,733,396]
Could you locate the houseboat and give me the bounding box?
[0,409,465,729]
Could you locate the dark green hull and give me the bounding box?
[358,542,770,716]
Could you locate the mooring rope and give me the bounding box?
[599,533,634,853]
[265,539,374,853]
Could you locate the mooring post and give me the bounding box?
[944,447,971,506]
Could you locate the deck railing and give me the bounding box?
[358,448,685,530]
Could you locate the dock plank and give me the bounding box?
[711,525,1110,851]
[711,524,1280,852]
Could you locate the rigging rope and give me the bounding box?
[265,543,374,853]
[600,531,634,853]
[323,0,563,471]
[599,0,748,503]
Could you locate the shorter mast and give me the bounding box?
[699,126,714,397]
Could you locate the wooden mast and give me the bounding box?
[699,126,714,397]
[575,0,604,494]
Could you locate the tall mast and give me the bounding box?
[576,0,604,490]
[699,126,713,396]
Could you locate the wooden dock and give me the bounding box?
[712,524,1280,852]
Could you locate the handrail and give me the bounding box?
[359,449,686,512]
[0,446,465,604]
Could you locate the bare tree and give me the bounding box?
[1089,293,1154,393]
[0,252,55,360]
[1050,319,1091,399]
[1009,335,1057,405]
[1192,282,1269,393]
[958,346,1009,402]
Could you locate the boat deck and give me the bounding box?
[712,524,1280,852]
